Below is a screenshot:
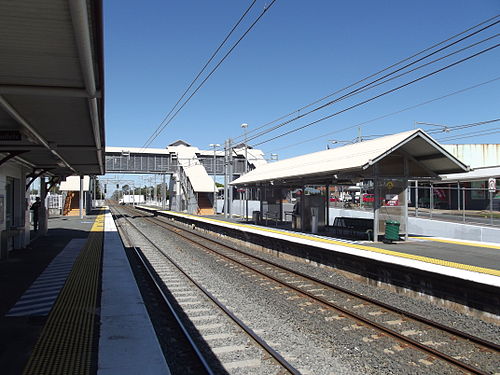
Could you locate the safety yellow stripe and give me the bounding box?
[410,236,500,250]
[163,210,500,277]
[23,211,105,375]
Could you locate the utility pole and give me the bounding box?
[209,143,220,215]
[241,123,248,221]
[161,173,166,209]
[228,138,234,218]
[224,139,228,218]
[153,174,157,205]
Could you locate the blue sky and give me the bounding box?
[104,0,499,162]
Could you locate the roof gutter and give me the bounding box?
[69,0,104,175]
[0,96,77,174]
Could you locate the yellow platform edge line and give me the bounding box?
[409,236,500,250]
[159,210,500,278]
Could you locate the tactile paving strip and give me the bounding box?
[23,213,104,375]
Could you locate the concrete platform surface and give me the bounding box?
[98,211,170,375]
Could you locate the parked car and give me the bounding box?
[362,194,375,203]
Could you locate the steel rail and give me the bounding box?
[170,217,500,350]
[110,207,214,375]
[130,206,497,375]
[111,204,300,375]
[144,209,500,351]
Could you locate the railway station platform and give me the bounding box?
[0,209,169,375]
[137,206,500,316]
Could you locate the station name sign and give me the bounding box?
[0,130,21,141]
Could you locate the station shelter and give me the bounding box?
[231,129,469,241]
[0,0,105,259]
[408,165,500,212]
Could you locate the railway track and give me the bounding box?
[110,204,301,375]
[116,204,500,375]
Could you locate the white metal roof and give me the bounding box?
[232,129,469,186]
[175,146,215,193]
[60,176,90,191]
[232,147,267,168]
[0,0,105,176]
[106,146,171,155]
[439,165,500,183]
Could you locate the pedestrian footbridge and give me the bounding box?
[105,140,267,214]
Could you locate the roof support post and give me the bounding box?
[79,175,84,219]
[373,178,380,243]
[326,183,330,227]
[39,176,48,236]
[373,162,381,242]
[403,157,409,240]
[415,180,419,217]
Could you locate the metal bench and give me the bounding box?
[262,211,280,226]
[331,217,374,240]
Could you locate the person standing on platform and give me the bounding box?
[30,197,41,231]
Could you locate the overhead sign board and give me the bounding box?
[0,130,21,141]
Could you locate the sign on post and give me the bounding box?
[488,178,496,193]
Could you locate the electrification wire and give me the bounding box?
[244,30,500,145]
[141,0,258,150]
[265,77,500,153]
[425,118,500,134]
[272,33,500,144]
[251,43,500,147]
[230,14,500,143]
[438,125,500,142]
[142,0,277,149]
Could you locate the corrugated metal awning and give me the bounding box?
[232,129,469,186]
[0,0,105,176]
[438,165,500,183]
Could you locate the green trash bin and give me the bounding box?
[384,220,400,242]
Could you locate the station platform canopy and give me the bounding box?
[232,129,469,187]
[0,0,105,177]
[439,165,500,183]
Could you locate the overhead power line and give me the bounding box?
[244,27,500,145]
[141,0,258,150]
[425,118,500,134]
[251,44,500,147]
[438,124,500,142]
[142,0,277,149]
[265,77,500,153]
[231,14,500,144]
